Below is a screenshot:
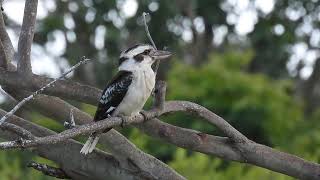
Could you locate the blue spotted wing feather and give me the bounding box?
[94,71,133,121]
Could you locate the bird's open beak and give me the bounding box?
[150,50,172,60]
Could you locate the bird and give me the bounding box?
[80,44,172,155]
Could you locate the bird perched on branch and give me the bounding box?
[80,44,172,155]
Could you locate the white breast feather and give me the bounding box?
[113,67,155,116]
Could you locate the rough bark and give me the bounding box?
[0,109,164,180]
[17,0,38,76]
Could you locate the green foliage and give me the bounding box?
[0,150,54,180]
[167,51,303,146]
[30,112,63,132]
[2,0,320,178]
[126,51,310,180]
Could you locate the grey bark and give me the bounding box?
[0,109,176,180]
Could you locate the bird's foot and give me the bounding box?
[139,110,149,121]
[118,115,129,128]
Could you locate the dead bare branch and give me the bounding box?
[0,122,35,140]
[0,68,100,105]
[0,109,159,149]
[0,6,14,64]
[11,92,183,180]
[164,101,248,142]
[0,109,172,180]
[0,40,7,69]
[27,161,71,179]
[0,8,318,180]
[5,79,319,179]
[17,0,38,75]
[0,57,91,125]
[142,12,157,49]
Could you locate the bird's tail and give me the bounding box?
[80,133,100,155]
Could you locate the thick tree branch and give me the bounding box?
[17,0,38,75]
[0,109,176,180]
[0,40,7,69]
[136,118,320,180]
[0,21,318,179]
[164,101,248,142]
[1,91,320,179]
[153,81,166,110]
[7,91,184,180]
[0,121,35,140]
[0,68,100,105]
[18,90,320,179]
[0,109,160,149]
[0,8,14,65]
[0,57,91,125]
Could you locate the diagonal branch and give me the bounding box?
[0,122,35,140]
[0,109,181,180]
[17,0,38,75]
[1,72,320,179]
[27,161,70,179]
[0,58,319,179]
[15,93,183,180]
[164,101,248,142]
[0,68,100,105]
[0,57,91,125]
[0,110,159,149]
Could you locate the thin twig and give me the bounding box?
[64,108,76,129]
[0,57,91,125]
[27,161,70,179]
[142,12,157,49]
[142,12,161,75]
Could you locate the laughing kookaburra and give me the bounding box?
[80,44,172,155]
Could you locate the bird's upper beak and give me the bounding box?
[150,50,172,60]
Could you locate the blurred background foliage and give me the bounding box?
[1,0,320,179]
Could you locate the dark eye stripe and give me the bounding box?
[134,54,144,62]
[142,49,151,55]
[119,57,128,65]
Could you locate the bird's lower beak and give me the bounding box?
[150,50,172,60]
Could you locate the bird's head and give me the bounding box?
[118,44,171,71]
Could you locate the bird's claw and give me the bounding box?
[118,115,129,128]
[139,110,149,121]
